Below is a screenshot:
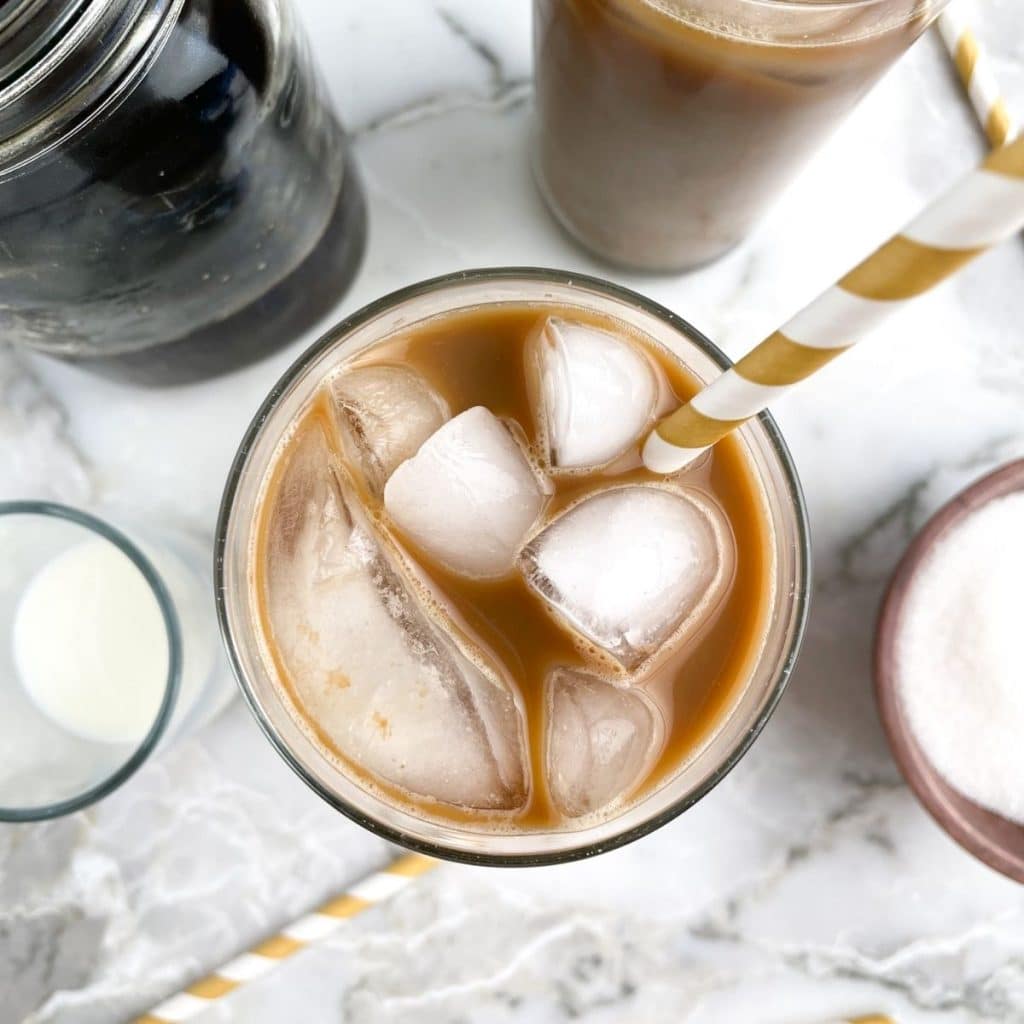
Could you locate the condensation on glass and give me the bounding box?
[0,0,366,383]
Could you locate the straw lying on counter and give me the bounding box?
[131,847,898,1023]
[642,134,1024,473]
[937,3,1016,148]
[134,853,437,1023]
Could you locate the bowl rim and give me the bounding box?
[214,266,812,866]
[874,457,1024,883]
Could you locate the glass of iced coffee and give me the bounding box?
[533,0,951,271]
[216,270,809,864]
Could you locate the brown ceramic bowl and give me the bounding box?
[875,458,1024,883]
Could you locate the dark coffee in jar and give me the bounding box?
[0,0,364,383]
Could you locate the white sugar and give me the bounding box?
[897,490,1024,823]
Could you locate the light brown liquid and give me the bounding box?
[534,0,932,270]
[252,304,772,830]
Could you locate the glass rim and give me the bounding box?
[214,266,812,866]
[0,0,179,170]
[0,499,182,822]
[628,0,948,33]
[676,0,934,10]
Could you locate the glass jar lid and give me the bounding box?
[0,0,88,86]
[0,0,179,166]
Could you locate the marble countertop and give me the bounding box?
[4,1,1024,1021]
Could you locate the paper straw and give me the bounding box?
[642,135,1024,473]
[133,852,437,1024]
[937,4,1016,148]
[820,1019,892,1024]
[832,1018,894,1024]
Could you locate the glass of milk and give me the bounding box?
[0,501,233,821]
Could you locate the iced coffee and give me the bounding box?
[534,0,946,270]
[217,273,809,861]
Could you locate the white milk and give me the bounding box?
[13,540,170,745]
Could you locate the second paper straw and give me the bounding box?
[643,135,1024,474]
[937,3,1016,148]
[134,853,437,1023]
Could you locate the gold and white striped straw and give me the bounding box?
[829,1018,893,1024]
[133,852,437,1024]
[937,3,1016,148]
[129,847,892,1023]
[642,135,1024,474]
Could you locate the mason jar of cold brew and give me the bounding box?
[0,0,365,383]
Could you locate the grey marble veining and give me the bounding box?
[3,1,1024,1022]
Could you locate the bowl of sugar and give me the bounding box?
[875,459,1024,882]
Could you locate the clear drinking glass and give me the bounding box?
[533,0,953,271]
[0,502,233,821]
[216,268,811,865]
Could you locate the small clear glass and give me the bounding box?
[216,268,811,865]
[0,502,233,821]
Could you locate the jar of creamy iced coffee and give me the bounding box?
[534,0,951,271]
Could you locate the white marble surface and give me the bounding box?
[4,1,1024,1021]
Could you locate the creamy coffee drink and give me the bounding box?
[534,0,942,270]
[248,303,773,830]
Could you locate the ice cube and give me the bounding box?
[532,318,659,470]
[329,364,450,493]
[547,669,663,817]
[384,406,547,578]
[265,421,528,810]
[520,485,732,670]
